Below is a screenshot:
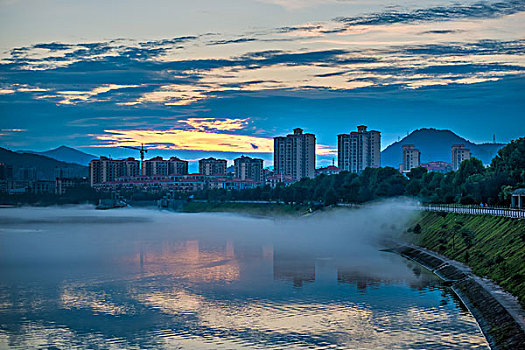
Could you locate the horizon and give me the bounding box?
[2,126,511,173]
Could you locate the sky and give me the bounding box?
[0,0,524,168]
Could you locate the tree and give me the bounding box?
[491,137,525,185]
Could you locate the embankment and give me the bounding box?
[392,245,525,349]
[406,212,525,308]
[400,211,525,349]
[182,201,308,217]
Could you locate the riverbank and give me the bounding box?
[182,201,310,217]
[390,244,525,350]
[405,212,525,308]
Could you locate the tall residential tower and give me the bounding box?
[338,125,381,173]
[401,144,421,173]
[451,144,471,171]
[274,128,316,181]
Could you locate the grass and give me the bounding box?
[406,212,525,308]
[182,201,309,217]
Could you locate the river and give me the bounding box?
[0,206,489,349]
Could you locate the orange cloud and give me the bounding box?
[93,126,335,156]
[181,118,249,131]
[95,128,274,153]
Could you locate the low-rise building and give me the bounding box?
[92,174,263,193]
[30,180,56,194]
[421,161,452,173]
[55,177,89,195]
[315,165,340,176]
[266,174,295,188]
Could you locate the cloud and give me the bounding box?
[93,128,274,153]
[335,0,525,27]
[180,118,250,132]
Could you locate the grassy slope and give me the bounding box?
[407,212,525,307]
[182,202,309,217]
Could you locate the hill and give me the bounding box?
[19,145,96,166]
[0,147,88,180]
[381,129,504,167]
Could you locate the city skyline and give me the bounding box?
[0,0,524,166]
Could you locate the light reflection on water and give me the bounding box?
[0,207,489,349]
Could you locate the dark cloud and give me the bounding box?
[419,29,462,34]
[278,24,323,33]
[33,42,73,51]
[335,0,525,26]
[398,39,525,56]
[209,38,257,45]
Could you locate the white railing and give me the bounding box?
[422,204,525,219]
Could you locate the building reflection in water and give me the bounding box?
[129,240,437,291]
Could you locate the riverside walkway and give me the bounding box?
[422,204,525,219]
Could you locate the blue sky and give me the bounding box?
[0,0,524,168]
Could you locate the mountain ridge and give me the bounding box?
[381,128,504,167]
[19,145,96,166]
[1,147,88,180]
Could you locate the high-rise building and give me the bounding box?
[89,157,140,186]
[123,158,140,177]
[199,157,227,175]
[144,156,168,176]
[234,156,264,181]
[274,128,316,181]
[401,145,421,173]
[451,144,471,171]
[168,157,189,175]
[338,125,381,173]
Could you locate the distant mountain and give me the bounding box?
[381,129,504,168]
[0,147,88,180]
[19,145,96,166]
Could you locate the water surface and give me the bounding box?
[0,206,489,349]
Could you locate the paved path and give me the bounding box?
[424,205,525,219]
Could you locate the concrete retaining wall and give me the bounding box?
[392,245,525,350]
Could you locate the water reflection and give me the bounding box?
[0,207,489,349]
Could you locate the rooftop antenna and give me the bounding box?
[332,158,335,166]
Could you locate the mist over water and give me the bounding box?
[0,203,488,349]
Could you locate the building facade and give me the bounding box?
[234,156,264,181]
[274,128,316,181]
[199,157,227,175]
[338,125,381,174]
[144,156,169,176]
[451,144,471,171]
[168,157,189,175]
[89,157,140,186]
[401,145,421,173]
[421,161,452,173]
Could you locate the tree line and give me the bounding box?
[195,137,525,206]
